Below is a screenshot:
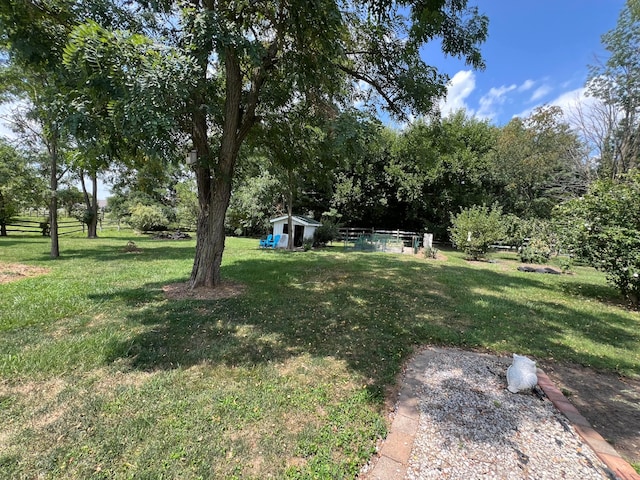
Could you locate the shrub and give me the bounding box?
[313,221,340,247]
[558,255,573,273]
[554,171,640,304]
[127,203,169,232]
[302,238,313,251]
[449,204,506,260]
[70,203,95,226]
[519,237,552,264]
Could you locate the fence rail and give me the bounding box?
[338,227,422,248]
[3,218,85,236]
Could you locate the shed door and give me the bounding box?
[294,225,305,247]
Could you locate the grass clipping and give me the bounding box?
[0,263,50,284]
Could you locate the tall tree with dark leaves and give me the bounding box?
[169,0,488,287]
[9,0,488,287]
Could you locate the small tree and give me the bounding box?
[58,187,85,217]
[175,179,199,231]
[449,204,505,260]
[127,203,168,232]
[0,141,46,235]
[554,171,640,304]
[313,221,341,247]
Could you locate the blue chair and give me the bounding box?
[267,234,281,249]
[259,234,273,248]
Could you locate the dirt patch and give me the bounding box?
[0,263,50,284]
[412,248,448,261]
[163,281,246,300]
[541,360,640,466]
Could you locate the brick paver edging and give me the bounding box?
[536,369,640,480]
[363,353,640,480]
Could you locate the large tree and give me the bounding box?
[179,0,488,287]
[329,111,396,228]
[587,0,640,178]
[8,0,489,287]
[491,106,586,218]
[389,110,497,235]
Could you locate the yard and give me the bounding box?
[1,230,638,478]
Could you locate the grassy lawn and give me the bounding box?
[1,231,638,479]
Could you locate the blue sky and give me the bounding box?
[1,1,627,199]
[435,0,626,125]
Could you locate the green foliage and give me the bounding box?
[389,111,499,236]
[174,179,198,230]
[491,106,587,218]
[126,203,168,232]
[0,140,46,230]
[70,203,96,226]
[302,238,314,251]
[313,221,341,247]
[57,187,85,216]
[226,171,279,236]
[449,204,506,260]
[520,238,553,264]
[328,112,394,227]
[558,255,574,273]
[587,1,640,177]
[555,171,640,303]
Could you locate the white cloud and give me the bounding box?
[439,70,476,117]
[476,84,517,120]
[513,86,592,121]
[550,87,589,112]
[519,79,535,92]
[530,85,552,102]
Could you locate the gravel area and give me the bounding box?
[405,349,613,480]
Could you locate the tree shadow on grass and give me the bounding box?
[92,253,639,403]
[36,243,196,264]
[0,236,49,247]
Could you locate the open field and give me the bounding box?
[1,230,638,478]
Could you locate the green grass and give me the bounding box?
[0,230,639,478]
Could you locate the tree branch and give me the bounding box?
[335,62,404,118]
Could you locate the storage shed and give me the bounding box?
[270,215,322,248]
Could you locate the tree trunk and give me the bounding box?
[79,171,99,238]
[88,174,98,238]
[188,50,239,288]
[188,43,265,288]
[0,191,7,236]
[287,193,294,250]
[49,133,59,258]
[190,170,233,287]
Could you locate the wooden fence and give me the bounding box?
[4,218,85,236]
[338,227,423,249]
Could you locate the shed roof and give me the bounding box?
[269,215,322,226]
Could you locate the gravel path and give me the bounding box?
[404,348,613,480]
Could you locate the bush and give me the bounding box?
[519,237,552,264]
[127,203,169,232]
[313,221,341,247]
[449,204,506,260]
[554,171,640,304]
[70,203,95,226]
